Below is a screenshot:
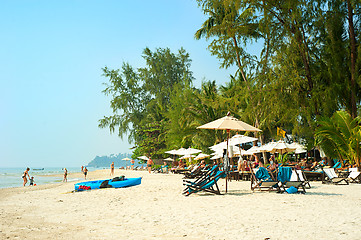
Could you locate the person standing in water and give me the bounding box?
[63,168,68,182]
[22,168,30,186]
[83,167,88,179]
[110,162,114,176]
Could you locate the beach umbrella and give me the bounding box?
[268,140,297,155]
[258,142,277,152]
[242,146,261,155]
[163,157,174,161]
[229,134,258,146]
[176,147,202,156]
[197,112,261,192]
[289,142,307,154]
[122,157,132,169]
[210,154,222,160]
[138,156,149,161]
[165,149,178,155]
[194,153,210,161]
[180,154,196,160]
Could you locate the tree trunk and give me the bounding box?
[232,36,247,82]
[347,0,358,118]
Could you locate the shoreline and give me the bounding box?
[1,170,361,239]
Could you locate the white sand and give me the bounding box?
[1,169,361,240]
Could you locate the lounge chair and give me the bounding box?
[183,165,219,188]
[323,168,349,185]
[295,170,312,189]
[278,167,305,193]
[183,168,226,196]
[348,168,361,183]
[250,167,279,192]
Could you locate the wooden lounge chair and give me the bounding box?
[183,169,226,196]
[278,168,305,193]
[183,165,219,189]
[348,168,361,183]
[250,167,280,192]
[295,170,312,189]
[323,168,349,185]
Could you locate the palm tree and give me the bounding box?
[315,110,361,170]
[195,0,259,82]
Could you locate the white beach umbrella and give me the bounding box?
[197,112,261,193]
[229,134,258,146]
[122,157,132,161]
[210,154,222,160]
[194,153,210,161]
[176,147,202,156]
[258,142,277,152]
[242,146,261,155]
[138,156,149,161]
[163,157,175,161]
[269,140,297,154]
[165,149,178,155]
[289,142,307,154]
[180,154,196,160]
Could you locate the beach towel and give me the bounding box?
[278,167,292,183]
[255,167,271,181]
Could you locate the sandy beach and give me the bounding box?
[1,169,361,240]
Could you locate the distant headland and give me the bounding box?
[87,153,142,168]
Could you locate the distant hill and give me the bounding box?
[87,153,144,168]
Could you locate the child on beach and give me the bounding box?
[29,176,34,186]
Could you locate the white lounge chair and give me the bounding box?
[323,168,349,185]
[348,168,361,183]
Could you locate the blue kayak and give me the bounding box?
[75,177,141,191]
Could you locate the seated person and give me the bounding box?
[267,158,277,172]
[161,162,169,173]
[310,160,319,171]
[200,160,206,169]
[178,160,185,169]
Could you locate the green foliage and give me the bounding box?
[99,47,194,159]
[315,110,361,168]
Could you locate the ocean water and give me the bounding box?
[0,163,147,189]
[0,167,95,189]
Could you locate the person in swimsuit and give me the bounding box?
[63,168,68,182]
[83,167,88,179]
[22,168,30,186]
[146,158,153,173]
[130,159,135,170]
[110,162,114,176]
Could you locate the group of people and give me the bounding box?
[22,168,34,187]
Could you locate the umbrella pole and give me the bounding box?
[225,129,230,193]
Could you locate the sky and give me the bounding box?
[0,0,243,168]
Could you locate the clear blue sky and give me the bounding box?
[0,0,243,167]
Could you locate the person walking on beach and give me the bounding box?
[22,168,30,186]
[83,167,88,179]
[81,165,84,173]
[147,158,153,173]
[110,162,114,176]
[63,168,68,182]
[130,159,135,170]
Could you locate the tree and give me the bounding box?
[99,47,194,159]
[315,110,361,169]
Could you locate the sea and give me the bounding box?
[0,164,146,189]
